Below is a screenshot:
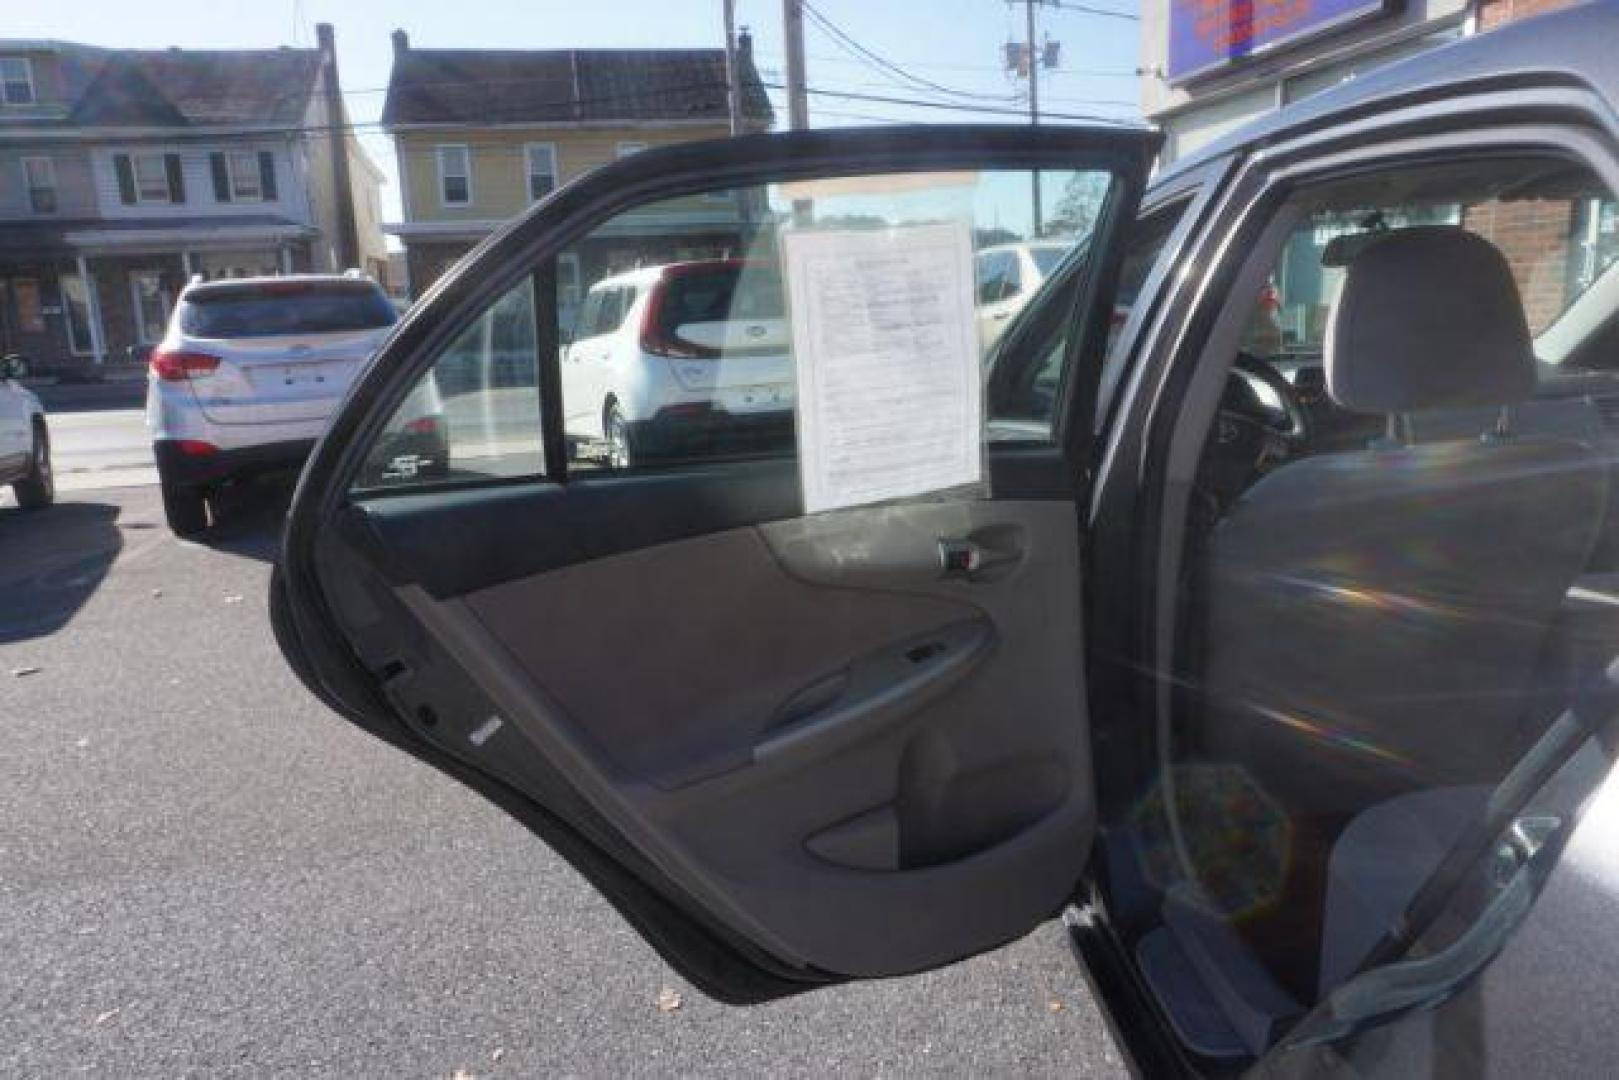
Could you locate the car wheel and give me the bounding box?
[160,479,210,537]
[605,406,636,470]
[13,419,54,510]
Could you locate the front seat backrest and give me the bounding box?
[1199,227,1608,815]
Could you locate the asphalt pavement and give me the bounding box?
[0,482,1125,1077]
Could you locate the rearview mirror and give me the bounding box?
[1,354,29,380]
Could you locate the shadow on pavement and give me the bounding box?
[0,501,123,644]
[197,477,294,564]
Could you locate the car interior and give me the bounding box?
[1100,154,1619,1061]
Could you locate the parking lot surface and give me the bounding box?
[0,485,1123,1077]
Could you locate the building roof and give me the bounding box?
[0,41,321,131]
[382,47,772,128]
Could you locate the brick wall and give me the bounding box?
[1477,0,1582,31]
[1463,199,1577,332]
[1463,0,1589,331]
[404,241,476,299]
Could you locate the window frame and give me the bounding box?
[525,142,559,201]
[226,149,264,201]
[132,152,172,203]
[437,144,472,207]
[22,155,55,213]
[318,127,1158,505]
[0,57,35,105]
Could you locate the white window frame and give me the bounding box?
[0,58,35,105]
[132,153,171,203]
[59,273,94,356]
[22,155,55,213]
[226,149,263,201]
[525,142,558,201]
[128,269,172,345]
[437,144,471,207]
[615,141,648,159]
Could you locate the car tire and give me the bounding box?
[160,479,210,538]
[605,405,637,470]
[13,419,54,510]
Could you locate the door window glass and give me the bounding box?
[357,277,541,490]
[554,169,1102,475]
[356,166,1121,494]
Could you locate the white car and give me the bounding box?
[146,273,443,535]
[561,260,793,467]
[975,241,1073,349]
[0,354,51,510]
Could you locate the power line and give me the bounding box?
[1043,0,1139,22]
[801,1,1017,105]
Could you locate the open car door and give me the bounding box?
[271,126,1158,1004]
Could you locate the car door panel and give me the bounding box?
[314,488,1092,976]
[277,125,1158,998]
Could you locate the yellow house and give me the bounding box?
[381,31,773,298]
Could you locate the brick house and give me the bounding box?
[0,24,387,375]
[381,32,772,300]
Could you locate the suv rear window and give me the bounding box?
[180,281,396,338]
[654,265,783,332]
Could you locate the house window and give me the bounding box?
[129,270,172,344]
[60,274,94,356]
[227,150,262,200]
[0,58,34,105]
[134,153,172,202]
[438,145,471,206]
[616,141,648,159]
[526,143,558,200]
[22,156,55,213]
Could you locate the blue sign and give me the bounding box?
[1167,0,1401,84]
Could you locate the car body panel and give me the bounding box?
[0,373,43,484]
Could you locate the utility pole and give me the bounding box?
[723,0,744,135]
[783,0,809,130]
[1025,0,1042,236]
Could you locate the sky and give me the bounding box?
[5,0,1143,230]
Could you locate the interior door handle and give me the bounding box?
[938,534,1022,581]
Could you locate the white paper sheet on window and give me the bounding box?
[783,223,983,514]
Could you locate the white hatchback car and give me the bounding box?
[561,260,793,467]
[0,354,51,510]
[974,241,1073,350]
[146,274,443,535]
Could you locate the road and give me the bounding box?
[46,407,157,493]
[0,483,1125,1077]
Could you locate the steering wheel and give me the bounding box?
[1222,352,1311,461]
[1197,353,1312,516]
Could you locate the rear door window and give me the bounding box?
[180,281,396,338]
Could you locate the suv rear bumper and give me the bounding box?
[629,407,795,461]
[154,438,316,488]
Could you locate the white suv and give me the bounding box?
[0,354,51,511]
[146,274,443,535]
[561,260,793,467]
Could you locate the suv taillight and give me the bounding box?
[151,349,221,381]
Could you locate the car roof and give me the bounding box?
[1152,3,1619,190]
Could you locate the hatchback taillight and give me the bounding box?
[151,349,221,381]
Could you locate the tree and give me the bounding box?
[1044,172,1110,239]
